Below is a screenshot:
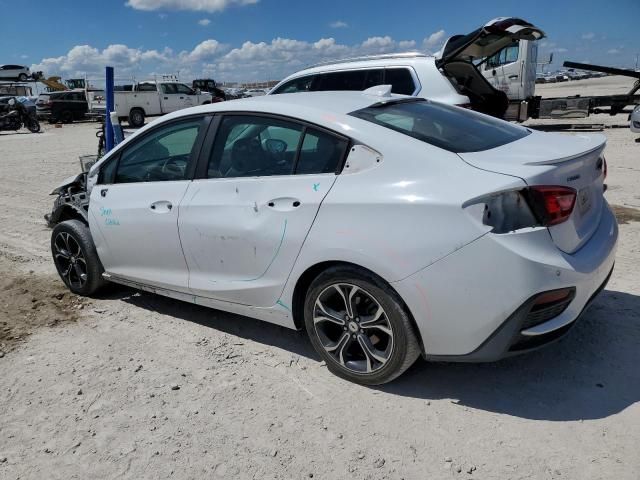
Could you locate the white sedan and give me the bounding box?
[48,87,617,384]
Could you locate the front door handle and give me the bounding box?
[101,188,108,197]
[150,201,173,213]
[508,74,519,79]
[164,96,168,100]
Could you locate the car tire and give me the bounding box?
[51,220,106,296]
[18,73,28,81]
[128,108,145,128]
[61,110,73,123]
[27,118,41,133]
[304,265,420,385]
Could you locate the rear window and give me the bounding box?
[349,100,530,153]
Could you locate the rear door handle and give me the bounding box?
[266,198,301,210]
[101,188,108,197]
[508,75,519,79]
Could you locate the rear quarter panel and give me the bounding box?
[279,123,526,304]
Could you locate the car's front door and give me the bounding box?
[178,114,349,307]
[89,115,209,291]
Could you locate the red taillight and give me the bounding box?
[527,186,576,226]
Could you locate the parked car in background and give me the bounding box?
[0,64,31,81]
[114,80,213,127]
[192,79,226,102]
[36,90,88,123]
[35,93,52,119]
[270,17,544,119]
[47,88,616,385]
[244,88,267,97]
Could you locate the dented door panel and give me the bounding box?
[178,174,338,307]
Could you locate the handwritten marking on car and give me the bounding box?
[313,183,320,191]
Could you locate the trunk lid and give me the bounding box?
[435,17,545,66]
[458,131,607,254]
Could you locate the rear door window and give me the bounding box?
[272,75,315,94]
[296,129,348,174]
[350,99,529,153]
[385,68,416,95]
[315,70,367,91]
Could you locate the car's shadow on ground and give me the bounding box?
[102,286,640,422]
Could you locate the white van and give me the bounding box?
[270,17,544,120]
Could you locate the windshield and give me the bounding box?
[349,100,530,153]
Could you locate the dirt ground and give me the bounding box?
[1,76,639,480]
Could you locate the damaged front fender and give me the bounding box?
[45,172,90,228]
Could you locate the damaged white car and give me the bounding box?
[47,88,617,384]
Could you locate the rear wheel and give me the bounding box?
[51,220,106,296]
[60,110,73,123]
[18,73,28,81]
[128,108,145,128]
[304,266,420,385]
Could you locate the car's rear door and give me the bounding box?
[89,115,210,291]
[178,113,350,307]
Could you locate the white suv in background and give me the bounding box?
[0,64,31,81]
[270,17,544,119]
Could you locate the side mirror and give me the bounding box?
[194,88,201,95]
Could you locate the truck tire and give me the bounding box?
[61,110,74,123]
[128,108,145,128]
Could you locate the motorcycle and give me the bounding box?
[0,97,41,133]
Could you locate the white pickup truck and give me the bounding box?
[115,81,212,127]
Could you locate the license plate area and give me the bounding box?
[577,187,591,216]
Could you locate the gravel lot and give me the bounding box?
[1,76,639,480]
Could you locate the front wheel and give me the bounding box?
[304,266,421,385]
[51,220,106,296]
[18,73,28,81]
[27,118,40,133]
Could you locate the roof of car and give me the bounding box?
[276,53,435,83]
[170,90,408,124]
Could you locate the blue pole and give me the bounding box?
[105,66,114,153]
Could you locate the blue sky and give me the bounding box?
[1,0,638,82]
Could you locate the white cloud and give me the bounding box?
[198,18,211,26]
[423,29,446,49]
[30,33,439,82]
[158,13,168,19]
[179,39,226,62]
[125,0,258,12]
[31,44,173,76]
[20,54,28,59]
[329,20,348,29]
[581,32,595,40]
[556,48,568,53]
[607,48,620,54]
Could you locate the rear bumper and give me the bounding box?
[392,200,618,359]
